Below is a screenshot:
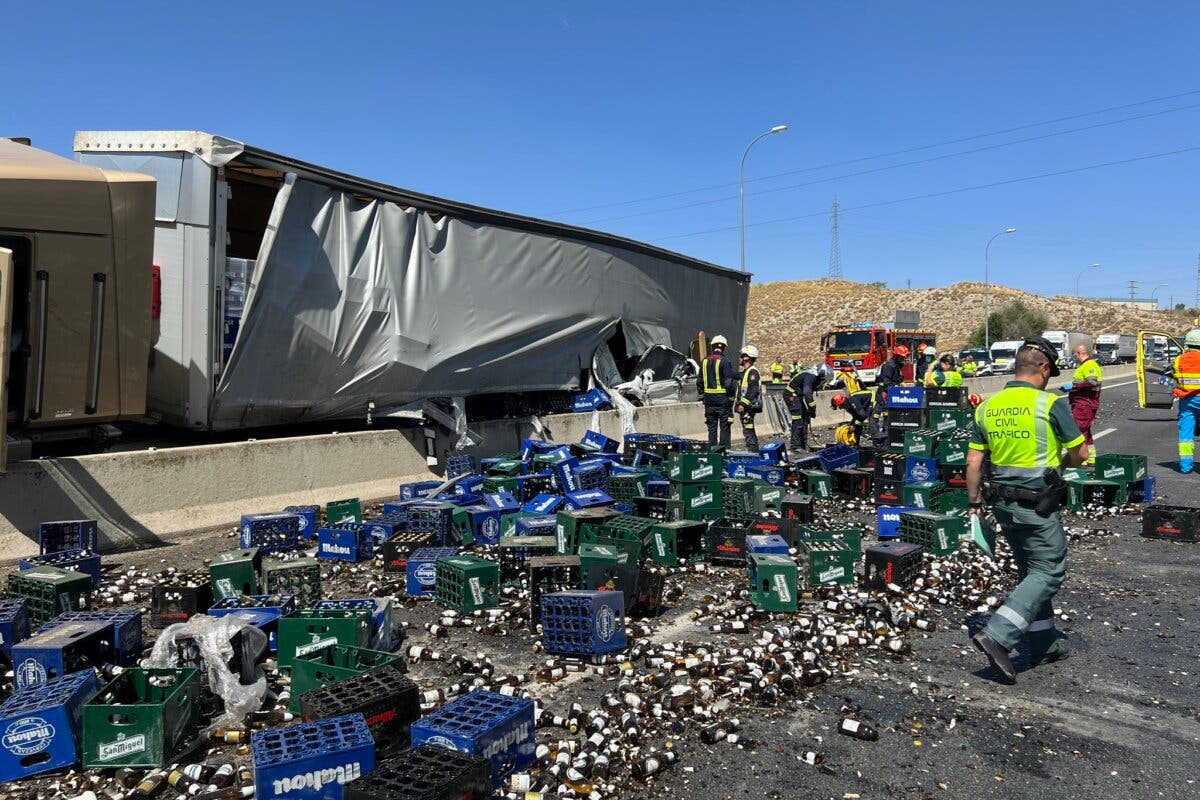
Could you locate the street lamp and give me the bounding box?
[983,227,1017,350]
[1075,263,1100,329]
[1150,283,1169,308]
[739,125,788,272]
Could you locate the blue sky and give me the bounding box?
[5,2,1198,305]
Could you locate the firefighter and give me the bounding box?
[790,358,802,377]
[786,363,833,452]
[696,334,735,448]
[770,361,785,384]
[879,345,909,394]
[966,337,1087,683]
[735,345,763,450]
[830,388,883,447]
[925,353,963,387]
[1171,328,1200,473]
[1061,344,1103,467]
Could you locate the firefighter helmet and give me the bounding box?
[710,334,728,349]
[831,393,849,409]
[893,345,911,359]
[740,345,759,360]
[1185,329,1200,348]
[968,393,983,407]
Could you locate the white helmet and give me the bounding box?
[924,345,937,357]
[740,345,759,360]
[711,334,728,349]
[1185,329,1200,348]
[817,363,834,384]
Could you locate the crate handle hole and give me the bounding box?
[108,712,132,725]
[20,752,51,768]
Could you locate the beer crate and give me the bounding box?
[938,464,968,489]
[1094,454,1149,484]
[251,714,376,800]
[797,541,856,587]
[151,578,213,626]
[749,483,785,513]
[668,451,724,483]
[326,497,363,524]
[342,745,490,800]
[781,493,815,524]
[749,517,800,548]
[36,610,142,667]
[857,444,878,471]
[563,489,615,512]
[706,517,756,565]
[528,556,581,626]
[277,609,373,670]
[816,444,859,473]
[631,448,667,469]
[926,386,964,409]
[832,467,873,499]
[409,691,535,788]
[362,514,407,547]
[759,441,788,464]
[0,670,100,782]
[670,480,724,518]
[885,386,925,409]
[380,531,436,574]
[874,479,904,506]
[903,480,948,511]
[582,429,620,455]
[864,540,924,590]
[797,470,833,500]
[579,515,656,563]
[722,477,758,516]
[646,520,705,565]
[903,429,940,459]
[647,478,671,498]
[583,564,664,618]
[623,433,679,462]
[937,438,970,467]
[886,408,927,436]
[37,519,99,556]
[748,553,798,612]
[515,514,557,537]
[0,597,31,662]
[746,534,789,555]
[446,453,477,479]
[905,457,939,485]
[399,480,442,501]
[744,463,787,486]
[875,451,906,482]
[540,590,627,656]
[522,494,564,515]
[18,549,101,589]
[899,511,960,555]
[498,536,556,582]
[1130,476,1156,504]
[1141,504,1199,542]
[209,547,262,601]
[631,496,671,521]
[928,408,969,434]
[8,566,93,627]
[554,507,622,555]
[239,513,300,554]
[284,505,320,539]
[402,547,458,597]
[485,458,525,477]
[208,595,295,653]
[434,555,500,613]
[434,504,474,548]
[577,543,625,579]
[1066,478,1128,511]
[318,523,375,563]
[12,619,113,689]
[81,667,200,768]
[608,472,650,502]
[262,558,322,608]
[876,506,920,539]
[300,667,420,752]
[290,645,404,712]
[1061,466,1093,482]
[885,426,907,451]
[798,525,863,553]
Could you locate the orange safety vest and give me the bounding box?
[1174,350,1200,398]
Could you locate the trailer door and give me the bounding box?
[1137,330,1182,409]
[0,248,12,472]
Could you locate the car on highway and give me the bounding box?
[957,348,994,376]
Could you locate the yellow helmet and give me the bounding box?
[740,345,759,360]
[711,334,728,348]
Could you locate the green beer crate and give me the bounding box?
[647,520,707,565]
[498,536,557,582]
[608,472,650,502]
[928,408,969,434]
[82,667,201,768]
[7,566,92,627]
[580,515,656,563]
[277,608,373,669]
[903,481,947,511]
[748,553,798,612]
[797,526,863,553]
[797,541,856,587]
[555,507,623,554]
[445,503,475,546]
[798,470,833,500]
[1061,466,1093,482]
[499,511,535,539]
[670,480,723,509]
[262,557,322,608]
[750,483,785,513]
[209,547,262,601]
[722,478,758,516]
[937,488,969,512]
[577,542,625,580]
[903,429,941,459]
[326,497,362,525]
[1066,478,1128,511]
[434,555,500,612]
[482,476,519,495]
[289,644,403,712]
[937,439,970,467]
[1094,454,1148,485]
[486,459,525,477]
[667,451,724,483]
[898,511,961,555]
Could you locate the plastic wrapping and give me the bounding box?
[144,614,268,726]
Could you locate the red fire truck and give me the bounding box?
[821,324,938,385]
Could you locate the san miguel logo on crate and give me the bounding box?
[3,716,55,756]
[98,733,146,762]
[594,605,618,642]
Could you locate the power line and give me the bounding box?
[655,144,1200,242]
[553,88,1200,215]
[580,101,1200,226]
[1129,280,1139,303]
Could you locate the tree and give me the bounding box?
[967,300,1051,347]
[1175,303,1187,311]
[867,281,887,290]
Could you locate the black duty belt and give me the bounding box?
[987,484,1041,504]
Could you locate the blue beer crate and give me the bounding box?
[453,476,486,496]
[551,457,582,493]
[515,515,557,537]
[318,523,374,563]
[37,519,99,556]
[792,455,822,472]
[571,388,610,412]
[904,457,939,485]
[284,505,320,540]
[574,459,611,492]
[724,457,773,478]
[564,489,615,511]
[746,534,790,555]
[35,610,142,667]
[745,464,787,486]
[482,492,520,512]
[632,449,665,468]
[1130,476,1156,503]
[241,513,301,554]
[0,598,31,661]
[362,514,406,547]
[406,547,459,597]
[463,506,505,546]
[816,445,860,474]
[0,669,100,782]
[522,494,564,515]
[759,442,788,464]
[12,619,113,689]
[399,480,442,501]
[445,453,477,479]
[410,691,535,789]
[209,595,296,654]
[519,438,561,462]
[647,479,670,499]
[886,386,926,409]
[539,590,627,657]
[877,505,921,539]
[581,430,620,454]
[19,549,101,589]
[252,713,376,800]
[401,502,442,534]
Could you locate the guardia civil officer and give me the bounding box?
[696,334,735,447]
[966,337,1087,683]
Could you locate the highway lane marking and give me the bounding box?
[1104,380,1137,390]
[1093,427,1118,440]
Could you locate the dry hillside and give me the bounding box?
[746,280,1194,363]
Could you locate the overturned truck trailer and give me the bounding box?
[75,131,750,432]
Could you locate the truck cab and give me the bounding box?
[989,340,1024,374]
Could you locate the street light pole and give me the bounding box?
[1075,263,1101,329]
[1150,283,1169,308]
[739,125,788,272]
[983,227,1017,350]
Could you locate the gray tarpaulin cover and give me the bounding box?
[212,175,748,429]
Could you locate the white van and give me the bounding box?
[989,340,1024,374]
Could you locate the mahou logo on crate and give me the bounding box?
[3,717,54,756]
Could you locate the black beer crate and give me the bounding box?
[875,452,905,482]
[528,556,581,626]
[583,564,665,618]
[380,531,436,573]
[706,517,756,565]
[781,493,815,524]
[1141,505,1200,543]
[749,517,800,548]
[874,479,904,506]
[832,467,873,499]
[342,745,491,800]
[300,666,420,752]
[863,541,924,589]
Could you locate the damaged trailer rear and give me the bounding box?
[74,131,750,432]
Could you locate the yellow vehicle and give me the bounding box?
[1136,330,1184,408]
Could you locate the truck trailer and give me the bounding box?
[1094,333,1136,365]
[1040,330,1093,366]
